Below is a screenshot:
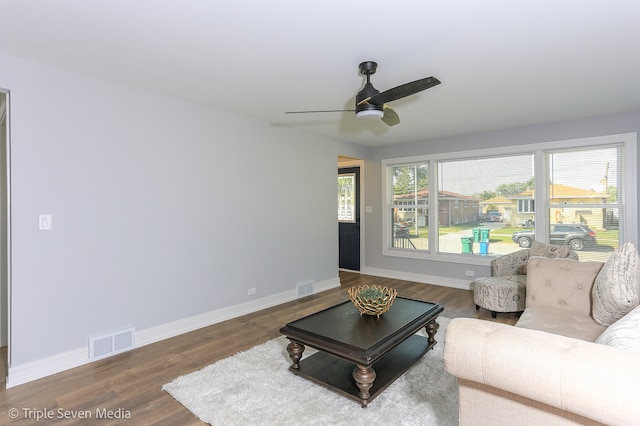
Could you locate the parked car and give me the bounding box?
[485,210,503,222]
[394,223,409,237]
[512,224,597,251]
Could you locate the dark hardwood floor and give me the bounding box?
[0,271,519,425]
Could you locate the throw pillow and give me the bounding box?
[530,240,571,258]
[526,256,603,315]
[596,304,640,352]
[521,240,572,274]
[592,241,640,327]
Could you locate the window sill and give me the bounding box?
[383,248,493,266]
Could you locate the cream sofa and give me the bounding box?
[444,245,640,426]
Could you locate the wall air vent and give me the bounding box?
[296,281,314,298]
[89,327,135,360]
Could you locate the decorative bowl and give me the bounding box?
[347,285,397,318]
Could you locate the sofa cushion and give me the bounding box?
[592,241,640,327]
[516,306,607,341]
[526,256,603,316]
[596,304,640,351]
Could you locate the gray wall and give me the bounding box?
[0,53,355,367]
[365,110,640,282]
[4,48,638,377]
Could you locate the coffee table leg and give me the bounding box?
[352,364,376,406]
[425,319,440,345]
[285,339,305,370]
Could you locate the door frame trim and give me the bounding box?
[1,89,11,369]
[338,159,365,272]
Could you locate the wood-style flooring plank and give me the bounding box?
[0,271,518,424]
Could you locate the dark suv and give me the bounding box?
[512,224,597,251]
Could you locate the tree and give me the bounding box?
[495,177,534,197]
[393,164,428,195]
[478,190,497,200]
[607,185,617,203]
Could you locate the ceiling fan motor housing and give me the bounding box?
[355,82,383,117]
[355,61,383,118]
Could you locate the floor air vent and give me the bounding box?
[89,327,135,360]
[296,281,314,297]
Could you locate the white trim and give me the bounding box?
[6,276,340,387]
[534,149,547,241]
[622,135,638,247]
[2,90,10,369]
[382,132,636,163]
[6,346,88,388]
[135,276,338,347]
[363,266,471,290]
[381,247,493,266]
[381,161,393,256]
[429,161,439,253]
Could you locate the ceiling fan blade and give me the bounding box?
[285,109,354,114]
[368,77,441,105]
[381,106,399,126]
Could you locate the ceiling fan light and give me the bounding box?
[356,109,384,120]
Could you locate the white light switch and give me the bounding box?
[365,206,373,214]
[39,214,52,231]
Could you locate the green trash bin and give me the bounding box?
[461,236,473,254]
[480,228,490,242]
[472,228,480,242]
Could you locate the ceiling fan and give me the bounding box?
[285,61,441,126]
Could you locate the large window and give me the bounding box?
[391,163,428,250]
[382,133,637,263]
[546,146,623,259]
[437,154,533,256]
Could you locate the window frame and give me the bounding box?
[381,133,638,266]
[518,199,535,213]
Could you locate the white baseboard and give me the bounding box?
[6,276,341,388]
[6,347,90,389]
[362,267,472,290]
[135,276,340,348]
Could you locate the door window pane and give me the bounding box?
[338,173,356,223]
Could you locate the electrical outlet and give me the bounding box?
[465,270,475,277]
[247,287,256,296]
[39,214,52,230]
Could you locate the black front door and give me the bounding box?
[338,167,360,270]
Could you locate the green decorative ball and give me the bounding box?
[358,287,385,300]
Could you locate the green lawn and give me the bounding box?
[409,224,618,249]
[413,223,478,238]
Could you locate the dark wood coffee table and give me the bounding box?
[279,296,443,407]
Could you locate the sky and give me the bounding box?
[439,147,618,196]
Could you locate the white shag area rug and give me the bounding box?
[163,317,457,426]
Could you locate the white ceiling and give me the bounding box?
[2,1,640,147]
